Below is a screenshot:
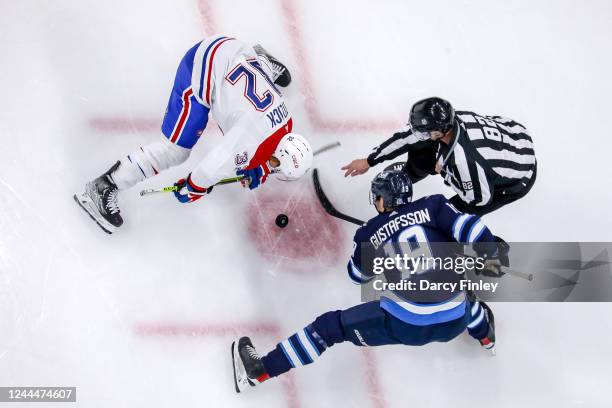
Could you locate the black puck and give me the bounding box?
[275,214,289,228]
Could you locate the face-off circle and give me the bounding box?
[246,182,346,271]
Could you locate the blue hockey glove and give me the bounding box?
[173,174,213,203]
[236,162,271,190]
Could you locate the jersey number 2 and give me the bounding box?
[226,60,280,112]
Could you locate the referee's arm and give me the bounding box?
[342,126,430,177]
[367,128,431,166]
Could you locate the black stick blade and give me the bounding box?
[312,168,365,226]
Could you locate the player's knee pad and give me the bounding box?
[111,139,190,190]
[340,302,398,347]
[145,138,191,169]
[310,310,344,348]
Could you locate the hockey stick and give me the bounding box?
[313,141,341,156]
[140,141,341,197]
[312,168,365,226]
[499,267,534,281]
[139,175,247,196]
[460,255,533,281]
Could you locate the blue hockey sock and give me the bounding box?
[262,311,344,377]
[466,301,489,339]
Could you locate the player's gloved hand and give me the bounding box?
[236,162,271,190]
[476,236,510,278]
[173,174,213,203]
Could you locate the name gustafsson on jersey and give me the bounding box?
[370,209,431,249]
[372,279,499,293]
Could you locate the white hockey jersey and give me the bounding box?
[186,35,293,188]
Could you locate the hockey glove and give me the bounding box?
[476,236,510,278]
[236,162,271,190]
[173,174,213,203]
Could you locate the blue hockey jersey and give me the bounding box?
[347,194,496,326]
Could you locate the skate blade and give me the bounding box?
[231,341,243,393]
[73,193,116,234]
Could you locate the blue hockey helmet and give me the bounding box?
[370,170,413,210]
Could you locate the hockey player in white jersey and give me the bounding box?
[74,36,312,233]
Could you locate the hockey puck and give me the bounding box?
[275,214,289,228]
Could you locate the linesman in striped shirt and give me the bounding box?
[341,97,537,216]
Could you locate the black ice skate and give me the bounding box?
[253,44,292,87]
[478,302,496,351]
[73,161,123,234]
[231,336,270,393]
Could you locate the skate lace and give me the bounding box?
[105,188,120,214]
[267,60,286,82]
[254,48,284,81]
[246,346,261,360]
[269,60,285,76]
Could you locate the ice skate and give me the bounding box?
[478,302,496,353]
[253,44,292,87]
[73,161,123,234]
[231,336,269,393]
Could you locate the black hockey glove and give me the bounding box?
[476,236,510,278]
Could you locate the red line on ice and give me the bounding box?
[88,0,398,134]
[278,1,389,405]
[279,0,398,133]
[111,1,388,406]
[361,348,387,408]
[198,0,216,36]
[88,117,160,132]
[135,322,299,408]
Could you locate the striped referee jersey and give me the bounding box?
[367,111,537,207]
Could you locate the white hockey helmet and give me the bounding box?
[273,133,313,181]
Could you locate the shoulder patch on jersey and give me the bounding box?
[235,151,249,166]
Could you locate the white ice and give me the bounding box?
[1,0,612,407]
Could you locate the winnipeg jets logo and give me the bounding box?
[235,152,248,166]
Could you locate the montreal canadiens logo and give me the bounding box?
[235,152,248,166]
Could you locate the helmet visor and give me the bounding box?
[411,127,433,141]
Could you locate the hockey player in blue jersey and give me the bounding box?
[231,170,506,392]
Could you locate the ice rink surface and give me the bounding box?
[1,0,612,407]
